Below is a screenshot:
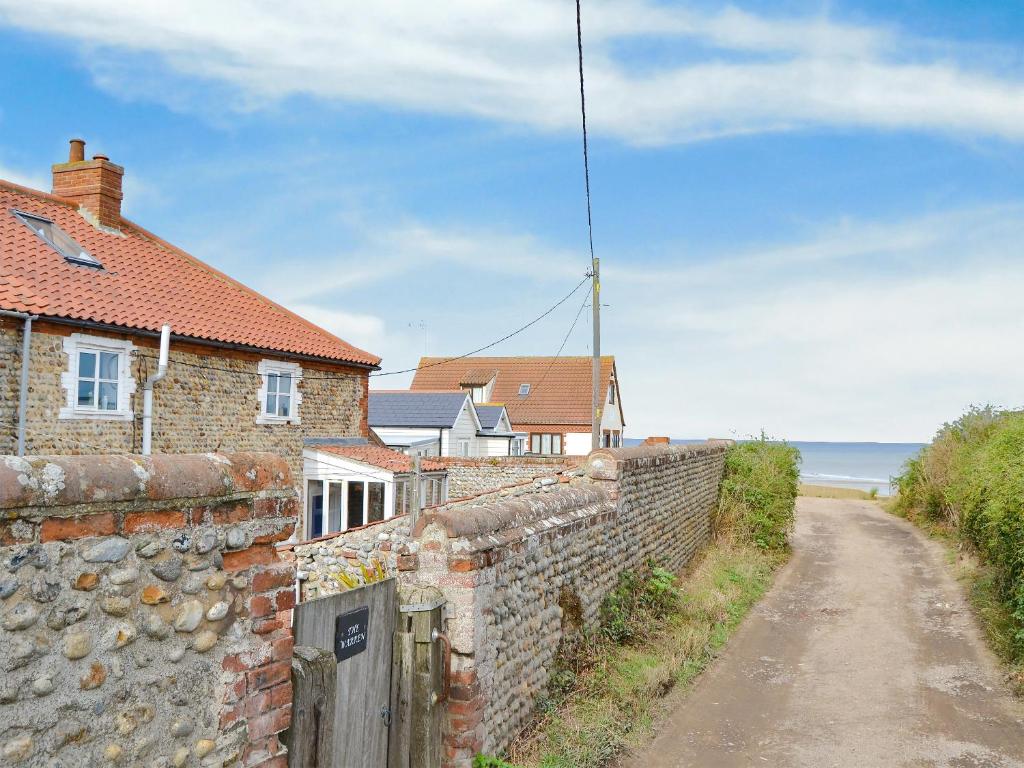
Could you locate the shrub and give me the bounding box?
[716,436,800,550]
[896,407,1024,657]
[599,561,680,645]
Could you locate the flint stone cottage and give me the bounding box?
[0,140,381,526]
[410,355,624,455]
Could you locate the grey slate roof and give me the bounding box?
[475,405,505,431]
[369,391,469,428]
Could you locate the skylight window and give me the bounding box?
[13,210,101,268]
[518,383,531,397]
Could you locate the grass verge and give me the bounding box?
[479,438,799,768]
[501,540,785,768]
[799,483,879,500]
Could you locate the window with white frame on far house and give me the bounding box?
[529,433,562,455]
[257,359,302,424]
[59,334,136,420]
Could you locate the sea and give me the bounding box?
[623,439,925,496]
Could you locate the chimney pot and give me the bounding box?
[68,138,85,163]
[92,154,109,162]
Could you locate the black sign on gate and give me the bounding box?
[334,606,369,662]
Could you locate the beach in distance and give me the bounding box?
[624,438,924,496]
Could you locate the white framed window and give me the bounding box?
[529,433,563,455]
[457,439,471,457]
[256,359,302,425]
[59,334,136,421]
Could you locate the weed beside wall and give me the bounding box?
[896,407,1024,662]
[716,437,800,550]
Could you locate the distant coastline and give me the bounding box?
[623,438,925,496]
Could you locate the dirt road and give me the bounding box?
[624,497,1024,768]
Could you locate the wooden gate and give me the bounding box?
[293,578,398,768]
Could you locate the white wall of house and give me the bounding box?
[563,431,592,456]
[439,399,481,456]
[477,436,513,456]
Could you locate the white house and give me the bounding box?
[474,404,524,456]
[302,440,448,538]
[369,391,481,457]
[409,356,625,456]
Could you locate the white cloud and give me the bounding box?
[252,203,1024,442]
[604,205,1024,441]
[2,1,1023,144]
[0,163,47,191]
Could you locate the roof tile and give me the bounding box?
[0,180,380,366]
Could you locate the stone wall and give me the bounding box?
[0,319,368,487]
[436,456,583,500]
[286,515,417,603]
[0,451,298,767]
[411,441,729,765]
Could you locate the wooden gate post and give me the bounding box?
[288,646,337,768]
[390,586,446,768]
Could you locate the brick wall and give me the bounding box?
[409,441,729,765]
[0,451,298,767]
[0,320,367,487]
[435,456,583,500]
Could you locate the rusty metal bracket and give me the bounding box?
[430,628,452,705]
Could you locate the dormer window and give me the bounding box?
[13,210,101,268]
[518,383,531,397]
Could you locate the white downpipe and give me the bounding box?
[142,324,171,456]
[0,309,37,456]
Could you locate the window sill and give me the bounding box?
[256,414,301,426]
[58,408,134,422]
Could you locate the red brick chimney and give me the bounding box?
[51,138,124,229]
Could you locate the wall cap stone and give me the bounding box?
[414,483,609,539]
[0,451,293,512]
[585,440,732,479]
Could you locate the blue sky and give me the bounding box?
[1,1,1022,442]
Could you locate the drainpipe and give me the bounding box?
[142,324,171,456]
[0,309,37,456]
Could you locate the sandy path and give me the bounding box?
[622,497,1024,768]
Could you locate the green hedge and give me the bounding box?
[896,407,1024,654]
[717,437,800,551]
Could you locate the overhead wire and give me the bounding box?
[134,274,593,381]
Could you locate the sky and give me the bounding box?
[1,0,1022,443]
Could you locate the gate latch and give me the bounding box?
[380,705,392,727]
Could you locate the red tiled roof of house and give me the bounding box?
[313,444,446,473]
[0,180,380,367]
[410,356,621,428]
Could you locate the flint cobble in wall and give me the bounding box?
[437,457,581,500]
[413,441,730,764]
[0,452,298,768]
[288,515,417,602]
[0,322,367,489]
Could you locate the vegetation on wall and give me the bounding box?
[482,439,800,768]
[895,406,1024,682]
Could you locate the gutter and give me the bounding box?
[1,309,37,456]
[142,324,170,455]
[35,315,380,371]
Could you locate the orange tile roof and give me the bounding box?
[410,356,621,428]
[0,180,380,367]
[312,444,446,473]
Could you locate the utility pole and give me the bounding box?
[591,258,601,451]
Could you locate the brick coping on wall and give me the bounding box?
[0,451,293,513]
